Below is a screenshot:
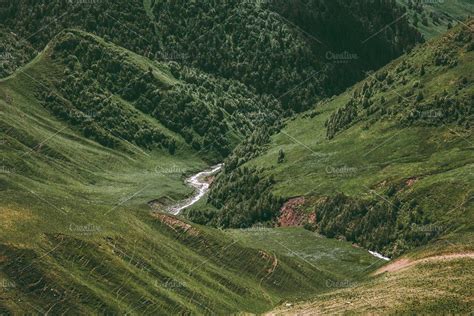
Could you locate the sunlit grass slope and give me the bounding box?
[270,254,473,314]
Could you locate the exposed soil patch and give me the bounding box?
[0,206,35,230]
[278,197,307,227]
[147,196,175,212]
[259,250,278,274]
[277,196,325,227]
[405,177,419,187]
[151,212,199,236]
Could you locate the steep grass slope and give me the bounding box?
[211,21,473,255]
[0,30,381,314]
[270,253,474,314]
[227,19,474,315]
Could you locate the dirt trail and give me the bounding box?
[374,252,474,275]
[258,251,279,304]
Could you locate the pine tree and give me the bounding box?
[420,64,425,76]
[277,149,285,163]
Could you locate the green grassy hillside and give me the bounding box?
[0,30,382,314]
[270,252,474,314]
[228,227,383,281]
[211,19,474,315]
[208,21,473,256]
[1,2,472,314]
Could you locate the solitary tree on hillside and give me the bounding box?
[420,64,425,76]
[277,149,285,163]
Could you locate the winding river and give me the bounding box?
[167,164,223,215]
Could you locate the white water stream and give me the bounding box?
[368,250,390,261]
[167,164,223,215]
